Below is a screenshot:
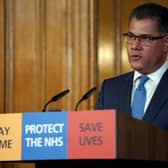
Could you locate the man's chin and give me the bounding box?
[131,64,143,71]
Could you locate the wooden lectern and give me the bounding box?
[35,110,168,167]
[0,110,168,167]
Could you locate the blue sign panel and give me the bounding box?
[22,112,67,160]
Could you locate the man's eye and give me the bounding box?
[128,34,135,38]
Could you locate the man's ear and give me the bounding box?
[163,36,168,52]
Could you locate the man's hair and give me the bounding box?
[129,2,168,34]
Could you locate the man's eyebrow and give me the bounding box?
[128,32,154,36]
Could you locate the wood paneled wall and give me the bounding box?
[0,0,97,115]
[0,0,4,115]
[1,0,168,168]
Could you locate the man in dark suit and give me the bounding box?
[36,3,168,168]
[95,2,168,131]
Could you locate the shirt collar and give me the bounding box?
[133,60,168,84]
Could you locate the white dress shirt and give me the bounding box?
[131,60,168,115]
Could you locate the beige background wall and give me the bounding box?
[0,0,168,167]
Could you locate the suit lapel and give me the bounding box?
[143,69,168,121]
[121,72,134,116]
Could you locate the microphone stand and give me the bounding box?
[42,100,52,112]
[75,99,83,111]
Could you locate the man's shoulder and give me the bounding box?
[104,71,134,83]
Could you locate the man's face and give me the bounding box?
[127,18,168,74]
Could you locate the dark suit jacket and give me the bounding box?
[95,69,168,131]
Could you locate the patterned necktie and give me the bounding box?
[132,76,149,120]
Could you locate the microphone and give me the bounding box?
[42,89,70,112]
[75,86,96,111]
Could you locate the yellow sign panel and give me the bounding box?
[0,113,21,161]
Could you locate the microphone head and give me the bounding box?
[42,89,70,112]
[51,89,70,102]
[82,86,96,100]
[74,86,97,111]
